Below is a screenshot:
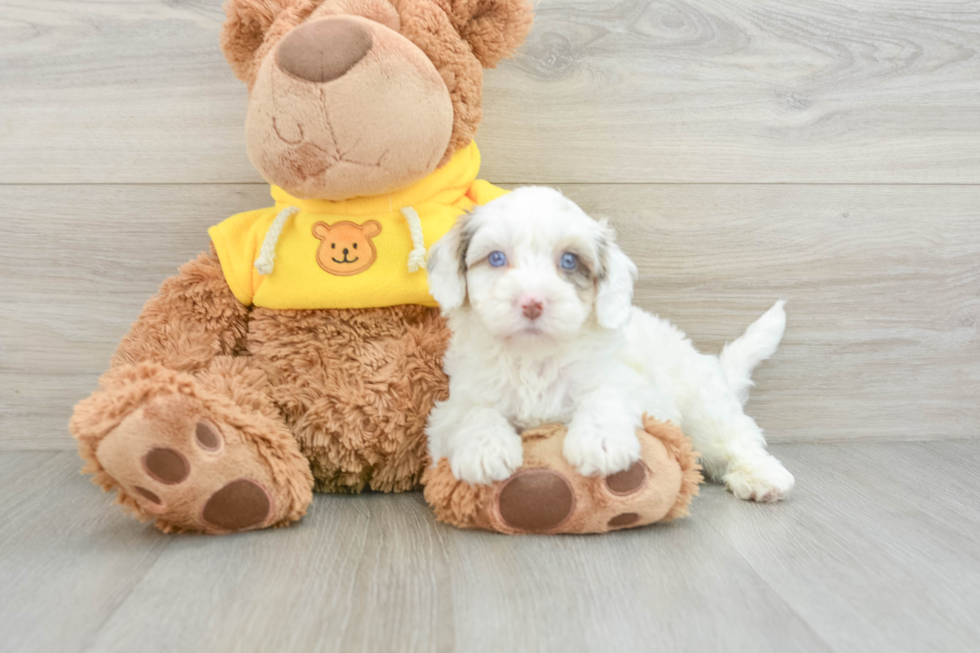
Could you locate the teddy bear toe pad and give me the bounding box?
[201,479,272,531]
[95,395,284,533]
[605,461,648,494]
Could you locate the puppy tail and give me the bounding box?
[719,300,787,406]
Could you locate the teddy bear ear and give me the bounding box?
[312,221,332,239]
[220,0,295,84]
[448,0,534,69]
[361,220,383,238]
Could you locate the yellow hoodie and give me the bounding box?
[208,142,505,310]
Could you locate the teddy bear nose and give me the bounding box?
[277,17,373,83]
[343,248,349,255]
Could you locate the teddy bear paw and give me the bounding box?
[426,420,703,534]
[95,394,310,533]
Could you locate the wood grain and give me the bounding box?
[0,452,173,653]
[435,501,830,653]
[697,441,980,653]
[2,0,979,184]
[2,443,979,652]
[484,0,980,183]
[86,493,456,653]
[2,183,977,449]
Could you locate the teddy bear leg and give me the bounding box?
[72,360,314,534]
[71,249,312,533]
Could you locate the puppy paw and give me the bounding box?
[563,423,641,478]
[449,425,523,485]
[724,455,795,502]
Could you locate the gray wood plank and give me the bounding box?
[0,0,254,185]
[0,452,172,653]
[771,441,980,553]
[696,442,980,653]
[435,509,831,653]
[84,493,454,653]
[3,444,979,653]
[484,0,980,184]
[2,183,977,448]
[2,0,980,184]
[47,462,829,653]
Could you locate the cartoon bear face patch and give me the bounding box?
[312,220,382,276]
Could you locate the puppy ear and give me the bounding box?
[447,0,535,68]
[427,217,472,311]
[595,223,638,330]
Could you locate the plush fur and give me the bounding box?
[426,187,795,502]
[70,0,534,533]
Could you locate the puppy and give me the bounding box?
[425,187,794,502]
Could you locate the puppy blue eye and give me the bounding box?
[560,252,578,270]
[488,251,507,267]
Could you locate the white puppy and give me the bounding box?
[425,187,794,502]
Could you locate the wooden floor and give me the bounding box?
[2,441,979,652]
[2,1,979,651]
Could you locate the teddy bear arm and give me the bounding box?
[111,249,250,372]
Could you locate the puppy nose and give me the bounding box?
[343,248,349,255]
[522,300,544,320]
[277,18,373,83]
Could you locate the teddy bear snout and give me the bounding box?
[277,17,373,83]
[246,14,456,199]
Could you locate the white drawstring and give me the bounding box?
[400,206,426,273]
[254,206,300,276]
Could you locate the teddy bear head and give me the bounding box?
[221,0,533,200]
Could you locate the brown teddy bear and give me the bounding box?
[71,0,535,534]
[70,0,701,535]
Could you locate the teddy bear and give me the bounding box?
[70,0,535,534]
[70,0,701,535]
